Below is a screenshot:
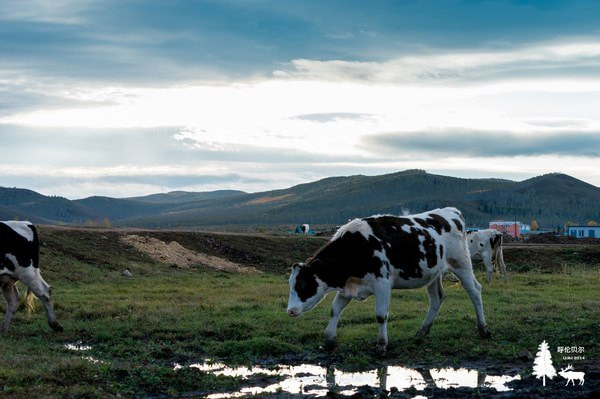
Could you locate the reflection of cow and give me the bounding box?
[1,221,63,333]
[467,229,507,283]
[287,207,490,352]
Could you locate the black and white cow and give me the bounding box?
[287,207,490,351]
[0,221,63,333]
[467,229,507,283]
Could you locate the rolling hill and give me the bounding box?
[1,170,598,229]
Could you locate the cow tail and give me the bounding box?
[25,287,36,315]
[491,234,500,268]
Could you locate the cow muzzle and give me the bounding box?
[287,307,301,317]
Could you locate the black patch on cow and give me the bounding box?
[439,245,444,259]
[368,235,383,252]
[294,266,319,301]
[421,229,438,268]
[306,231,385,289]
[480,243,484,247]
[425,214,453,235]
[376,315,387,324]
[452,218,463,231]
[438,286,444,302]
[452,209,465,222]
[366,217,439,278]
[0,223,39,271]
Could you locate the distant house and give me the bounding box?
[566,225,600,238]
[489,220,522,237]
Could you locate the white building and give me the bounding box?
[566,225,600,239]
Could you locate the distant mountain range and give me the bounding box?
[1,170,598,229]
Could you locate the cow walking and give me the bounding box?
[467,229,507,283]
[1,221,63,333]
[287,207,490,351]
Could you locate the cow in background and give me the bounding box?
[0,221,63,333]
[467,229,507,283]
[287,207,490,352]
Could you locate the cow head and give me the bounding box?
[287,260,328,317]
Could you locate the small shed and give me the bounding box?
[566,225,600,238]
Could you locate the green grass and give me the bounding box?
[1,228,599,398]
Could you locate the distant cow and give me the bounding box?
[467,229,507,283]
[0,221,63,333]
[287,207,490,351]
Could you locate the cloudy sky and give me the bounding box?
[1,0,599,199]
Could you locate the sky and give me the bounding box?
[1,0,599,199]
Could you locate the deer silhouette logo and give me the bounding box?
[558,365,585,386]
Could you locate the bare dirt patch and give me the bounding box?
[120,234,258,273]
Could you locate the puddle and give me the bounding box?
[173,361,521,398]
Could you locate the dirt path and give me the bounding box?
[120,234,258,273]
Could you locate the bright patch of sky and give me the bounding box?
[1,0,599,198]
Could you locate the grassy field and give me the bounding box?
[0,228,598,398]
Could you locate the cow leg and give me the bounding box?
[374,285,391,352]
[482,254,494,284]
[324,293,351,343]
[417,274,445,337]
[18,273,63,332]
[449,261,490,338]
[1,282,19,333]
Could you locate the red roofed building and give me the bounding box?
[489,220,521,237]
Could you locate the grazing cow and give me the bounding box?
[467,229,507,283]
[0,221,63,333]
[286,207,490,351]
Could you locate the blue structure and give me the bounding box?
[566,225,600,238]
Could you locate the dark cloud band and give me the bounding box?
[362,129,600,157]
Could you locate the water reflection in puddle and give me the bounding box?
[173,361,521,398]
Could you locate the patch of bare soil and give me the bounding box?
[120,234,258,273]
[526,233,600,245]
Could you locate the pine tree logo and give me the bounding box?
[533,340,557,386]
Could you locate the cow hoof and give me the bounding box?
[322,339,337,351]
[478,326,491,339]
[50,322,64,332]
[376,342,387,353]
[416,326,430,338]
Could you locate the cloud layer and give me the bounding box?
[1,1,599,197]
